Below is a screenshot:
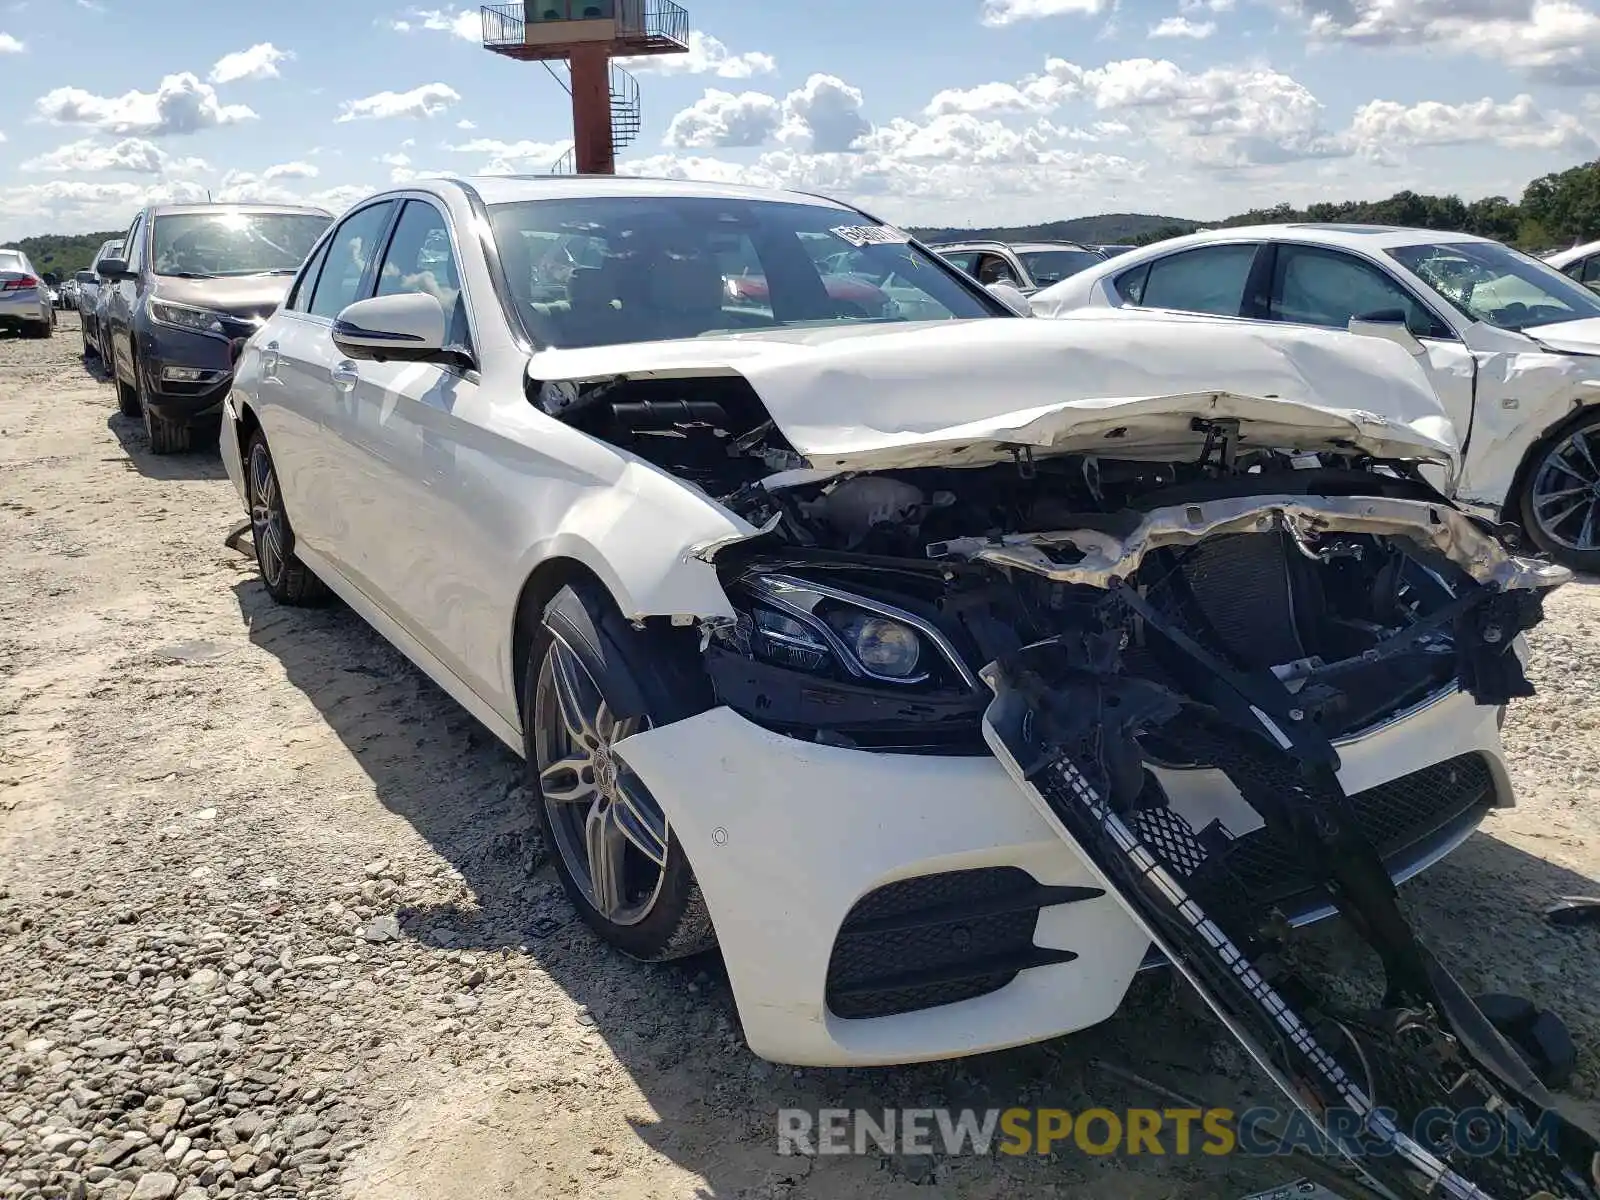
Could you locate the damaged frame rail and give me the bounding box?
[947,494,1598,1200]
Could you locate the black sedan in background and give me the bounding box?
[99,203,333,454]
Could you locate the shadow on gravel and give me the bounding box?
[105,410,228,481]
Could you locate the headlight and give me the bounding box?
[734,574,977,690]
[825,612,921,679]
[149,300,226,336]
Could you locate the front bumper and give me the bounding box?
[139,325,240,423]
[614,688,1510,1067]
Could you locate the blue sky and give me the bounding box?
[2,0,1598,240]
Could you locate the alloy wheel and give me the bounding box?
[248,441,287,589]
[533,638,669,926]
[1530,422,1600,553]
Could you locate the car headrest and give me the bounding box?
[646,250,726,314]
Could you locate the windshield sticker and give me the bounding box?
[830,224,911,247]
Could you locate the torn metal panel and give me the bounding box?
[927,494,1572,593]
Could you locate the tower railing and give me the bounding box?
[481,1,688,52]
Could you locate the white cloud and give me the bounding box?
[20,137,210,176]
[336,83,461,122]
[779,74,872,152]
[981,0,1109,26]
[449,137,572,173]
[1280,0,1600,84]
[36,73,257,137]
[1181,0,1235,10]
[387,7,479,40]
[1151,16,1217,37]
[210,43,292,84]
[1002,56,1345,167]
[457,118,477,130]
[263,161,319,180]
[622,30,776,78]
[924,82,1051,117]
[1349,93,1597,159]
[665,90,782,149]
[0,32,24,53]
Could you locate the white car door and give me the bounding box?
[268,199,400,590]
[325,198,496,703]
[1261,242,1478,458]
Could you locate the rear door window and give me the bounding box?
[1133,244,1260,317]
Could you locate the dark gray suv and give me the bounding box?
[99,203,333,454]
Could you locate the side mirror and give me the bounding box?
[333,293,449,364]
[986,281,1033,318]
[97,258,132,281]
[1348,309,1424,356]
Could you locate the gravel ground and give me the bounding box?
[2,318,1599,1200]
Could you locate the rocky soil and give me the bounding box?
[2,318,1599,1200]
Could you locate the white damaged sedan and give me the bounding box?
[223,178,1596,1198]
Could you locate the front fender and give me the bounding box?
[1459,352,1600,511]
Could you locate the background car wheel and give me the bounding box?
[246,430,327,605]
[81,322,97,360]
[1518,409,1600,574]
[525,582,716,962]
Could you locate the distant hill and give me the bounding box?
[909,213,1198,246]
[2,230,123,282]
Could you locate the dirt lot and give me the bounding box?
[3,317,1600,1200]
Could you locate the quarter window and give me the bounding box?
[1135,244,1258,317]
[308,202,396,320]
[1270,244,1450,338]
[1583,257,1600,291]
[286,236,332,313]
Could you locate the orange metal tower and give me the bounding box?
[480,2,691,175]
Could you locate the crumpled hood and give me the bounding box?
[1528,316,1600,357]
[526,314,1459,472]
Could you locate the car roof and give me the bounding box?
[1126,222,1494,254]
[930,239,1094,253]
[1548,238,1600,268]
[404,174,862,212]
[143,202,334,218]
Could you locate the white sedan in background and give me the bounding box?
[212,177,1595,1199]
[1547,238,1600,292]
[1032,224,1600,571]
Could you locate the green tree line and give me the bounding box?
[0,230,123,282]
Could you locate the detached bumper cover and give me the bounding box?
[614,688,1510,1068]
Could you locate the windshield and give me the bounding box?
[488,196,998,349]
[1388,241,1600,332]
[1018,248,1103,288]
[152,212,331,278]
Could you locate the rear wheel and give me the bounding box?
[1518,408,1600,574]
[82,319,97,360]
[246,430,327,605]
[526,582,716,962]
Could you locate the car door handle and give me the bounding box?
[260,341,281,379]
[331,361,360,392]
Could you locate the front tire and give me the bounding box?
[1517,408,1600,574]
[525,582,716,962]
[246,430,327,605]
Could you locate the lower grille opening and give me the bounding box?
[825,867,1100,1020]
